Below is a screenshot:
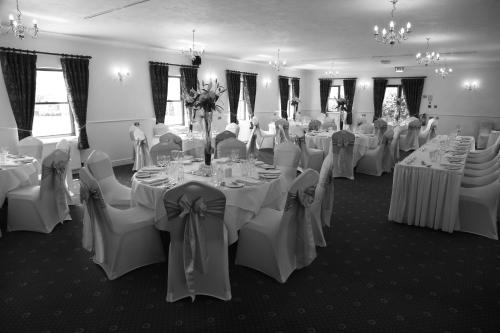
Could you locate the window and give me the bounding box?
[165,76,184,125]
[237,76,247,121]
[32,69,74,137]
[327,85,345,112]
[382,85,409,122]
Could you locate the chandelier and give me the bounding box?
[324,62,339,77]
[373,0,411,46]
[2,0,38,39]
[435,65,453,78]
[416,38,440,66]
[269,49,286,72]
[183,29,204,66]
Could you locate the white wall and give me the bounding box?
[0,34,305,164]
[302,63,500,137]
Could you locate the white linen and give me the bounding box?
[131,161,287,245]
[388,135,474,232]
[0,156,40,207]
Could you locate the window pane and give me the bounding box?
[167,77,181,100]
[32,104,73,137]
[35,71,68,103]
[382,86,409,122]
[237,100,246,121]
[165,101,183,125]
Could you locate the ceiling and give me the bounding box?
[1,0,500,71]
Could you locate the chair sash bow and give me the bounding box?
[80,182,107,252]
[165,194,225,293]
[285,186,317,268]
[41,158,70,220]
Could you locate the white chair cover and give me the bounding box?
[373,119,388,143]
[214,130,237,158]
[131,127,152,171]
[159,132,183,148]
[183,138,205,158]
[275,125,289,145]
[466,136,500,164]
[477,121,493,149]
[399,119,421,151]
[235,169,319,283]
[465,149,500,171]
[356,141,385,176]
[486,130,500,149]
[153,123,169,136]
[225,122,240,138]
[18,136,43,161]
[150,142,182,164]
[163,181,230,302]
[331,130,355,180]
[55,139,79,204]
[382,129,399,173]
[464,159,500,177]
[252,116,275,150]
[79,167,165,279]
[459,180,500,240]
[274,141,301,188]
[296,132,324,173]
[0,126,19,154]
[418,118,438,147]
[7,149,70,233]
[86,150,131,209]
[461,170,500,188]
[316,156,334,228]
[275,119,290,140]
[217,137,247,159]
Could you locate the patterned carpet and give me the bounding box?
[1,164,499,333]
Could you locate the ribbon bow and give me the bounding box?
[165,194,225,294]
[285,185,317,268]
[80,182,107,252]
[41,158,70,221]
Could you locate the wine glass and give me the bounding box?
[157,154,166,167]
[230,149,240,163]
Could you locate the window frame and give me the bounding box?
[237,75,248,121]
[166,75,185,126]
[327,84,344,112]
[33,67,75,138]
[382,84,409,121]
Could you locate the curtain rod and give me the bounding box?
[318,77,357,81]
[0,47,91,59]
[279,75,299,80]
[226,69,257,76]
[372,76,427,79]
[149,61,198,68]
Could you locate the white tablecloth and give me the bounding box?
[388,135,474,232]
[0,156,40,207]
[131,161,287,245]
[305,132,378,165]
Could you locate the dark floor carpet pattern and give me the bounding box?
[1,164,500,333]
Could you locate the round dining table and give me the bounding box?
[0,154,40,207]
[131,160,287,245]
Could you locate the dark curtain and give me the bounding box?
[149,62,169,124]
[0,51,37,140]
[291,78,300,120]
[180,67,198,93]
[373,78,388,120]
[343,79,356,125]
[61,57,90,149]
[226,71,241,124]
[279,76,289,119]
[401,78,425,117]
[243,74,257,127]
[319,79,331,114]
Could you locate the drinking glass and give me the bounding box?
[177,163,185,183]
[241,160,249,177]
[171,150,180,162]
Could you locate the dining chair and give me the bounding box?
[464,159,500,177]
[131,127,152,171]
[214,130,236,158]
[159,132,183,149]
[217,137,247,159]
[85,150,131,209]
[356,137,386,177]
[275,119,290,140]
[153,123,169,136]
[308,119,321,131]
[459,175,500,240]
[7,149,70,233]
[183,138,205,158]
[399,118,421,152]
[461,169,500,188]
[235,169,319,283]
[274,141,301,187]
[466,136,500,164]
[150,142,183,164]
[316,156,334,229]
[295,129,324,173]
[382,129,399,173]
[18,136,43,161]
[331,130,356,180]
[477,121,494,150]
[162,181,230,302]
[225,122,240,138]
[418,118,438,147]
[486,130,500,149]
[56,139,79,204]
[0,126,19,154]
[79,167,165,280]
[465,149,500,171]
[373,118,388,142]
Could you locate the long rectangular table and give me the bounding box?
[388,135,474,232]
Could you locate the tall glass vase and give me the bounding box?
[203,109,213,167]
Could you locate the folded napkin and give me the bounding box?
[141,176,171,185]
[236,177,263,185]
[0,161,19,167]
[141,166,163,172]
[14,157,35,163]
[258,169,281,175]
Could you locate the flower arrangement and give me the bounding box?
[335,97,347,111]
[291,96,301,107]
[382,94,409,123]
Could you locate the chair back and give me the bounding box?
[159,132,183,149]
[183,138,205,158]
[217,138,247,159]
[40,149,71,222]
[308,119,321,131]
[331,130,355,179]
[18,136,43,161]
[280,169,319,269]
[321,119,336,131]
[214,130,236,158]
[462,170,500,188]
[479,121,494,134]
[225,123,240,138]
[56,139,74,194]
[274,141,301,185]
[153,123,169,136]
[163,181,230,301]
[317,155,334,227]
[150,142,183,164]
[382,128,398,172]
[131,127,152,170]
[0,126,19,154]
[275,119,289,137]
[374,119,388,142]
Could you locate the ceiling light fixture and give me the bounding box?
[435,65,453,79]
[269,49,286,72]
[373,0,411,46]
[416,37,440,66]
[183,29,204,66]
[2,0,38,39]
[324,62,339,77]
[395,66,405,73]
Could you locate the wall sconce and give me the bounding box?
[464,80,479,91]
[115,69,130,82]
[263,77,272,88]
[359,81,369,90]
[204,72,217,82]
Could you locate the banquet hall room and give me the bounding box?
[1,0,500,332]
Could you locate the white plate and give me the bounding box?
[254,161,264,166]
[259,174,280,179]
[222,181,244,188]
[182,160,193,165]
[135,173,151,179]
